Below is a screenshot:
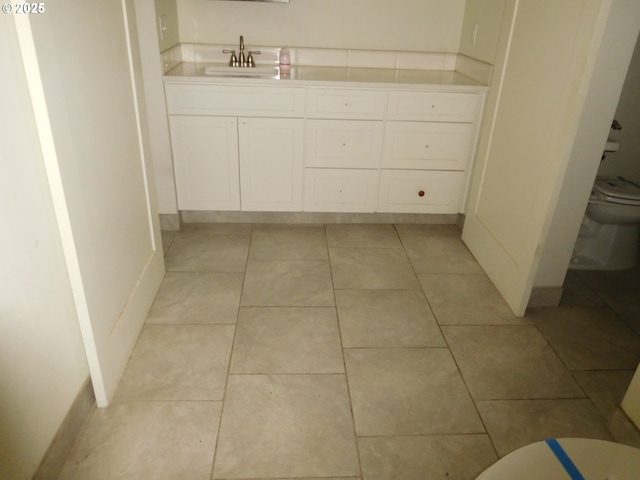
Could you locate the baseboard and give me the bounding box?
[159,213,180,231]
[527,286,564,308]
[179,210,459,225]
[32,377,95,480]
[608,406,640,448]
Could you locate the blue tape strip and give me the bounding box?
[545,438,585,480]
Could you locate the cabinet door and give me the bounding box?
[169,115,240,210]
[238,118,304,211]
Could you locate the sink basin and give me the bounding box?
[203,65,279,78]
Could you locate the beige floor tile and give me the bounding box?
[165,232,250,272]
[113,325,234,401]
[358,434,498,480]
[230,307,344,373]
[419,274,528,325]
[443,325,583,400]
[58,401,220,480]
[476,399,612,457]
[560,271,606,307]
[326,223,401,248]
[573,370,636,419]
[344,348,484,436]
[335,289,445,347]
[60,224,640,477]
[249,224,328,260]
[330,247,419,289]
[146,272,242,324]
[212,374,360,479]
[574,265,640,291]
[403,236,484,274]
[241,260,334,306]
[528,306,640,370]
[161,230,177,255]
[597,289,640,335]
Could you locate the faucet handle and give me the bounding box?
[223,49,238,67]
[246,50,261,67]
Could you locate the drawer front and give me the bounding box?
[377,170,465,213]
[306,120,384,169]
[304,169,379,212]
[165,83,305,117]
[382,121,474,170]
[307,88,387,120]
[387,91,479,122]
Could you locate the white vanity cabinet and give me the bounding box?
[378,90,483,213]
[164,80,485,215]
[304,88,386,212]
[165,83,305,211]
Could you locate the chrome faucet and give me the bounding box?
[239,35,246,67]
[222,35,260,67]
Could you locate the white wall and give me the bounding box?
[0,16,89,480]
[598,33,640,179]
[458,0,506,64]
[143,0,179,215]
[177,0,465,52]
[155,0,180,52]
[534,0,640,289]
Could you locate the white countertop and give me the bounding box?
[164,62,488,91]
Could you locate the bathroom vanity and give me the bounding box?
[163,46,489,215]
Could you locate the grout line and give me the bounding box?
[326,224,365,479]
[207,223,254,480]
[393,223,501,459]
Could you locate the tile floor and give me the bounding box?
[58,223,640,479]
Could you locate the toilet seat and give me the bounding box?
[476,438,640,479]
[592,176,640,206]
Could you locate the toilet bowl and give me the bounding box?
[570,176,640,271]
[476,438,640,479]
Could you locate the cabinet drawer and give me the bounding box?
[165,84,305,117]
[382,121,474,170]
[306,120,384,168]
[377,170,465,213]
[304,169,379,212]
[387,91,479,122]
[307,88,387,120]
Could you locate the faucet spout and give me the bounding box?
[239,35,246,66]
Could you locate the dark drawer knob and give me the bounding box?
[418,190,425,197]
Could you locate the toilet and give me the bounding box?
[476,438,640,479]
[569,140,640,272]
